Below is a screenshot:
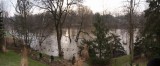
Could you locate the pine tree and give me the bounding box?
[0,11,5,52]
[83,13,125,65]
[137,0,160,58]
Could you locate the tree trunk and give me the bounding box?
[0,38,3,52]
[57,38,63,58]
[21,45,28,66]
[129,0,134,64]
[39,42,43,59]
[13,36,17,47]
[99,43,102,59]
[75,21,83,42]
[129,29,134,62]
[0,37,7,53]
[68,24,72,43]
[56,23,63,58]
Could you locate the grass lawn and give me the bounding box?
[0,51,48,66]
[111,55,148,66]
[111,55,131,66]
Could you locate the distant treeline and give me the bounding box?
[5,11,145,33]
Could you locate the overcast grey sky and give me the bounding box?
[83,0,147,13]
[2,0,147,16]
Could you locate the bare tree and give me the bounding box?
[65,10,76,43]
[36,0,82,58]
[75,5,92,42]
[15,0,34,46]
[32,13,54,55]
[14,0,33,66]
[123,0,141,64]
[129,0,134,63]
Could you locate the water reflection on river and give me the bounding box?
[31,29,138,60]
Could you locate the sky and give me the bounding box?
[1,0,147,16]
[82,0,147,14]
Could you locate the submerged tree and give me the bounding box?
[75,5,92,42]
[32,13,54,59]
[36,0,83,58]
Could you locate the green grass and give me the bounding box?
[111,55,148,66]
[86,55,131,66]
[0,51,48,66]
[111,55,131,66]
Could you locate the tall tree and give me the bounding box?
[75,5,92,42]
[37,0,82,58]
[85,13,111,66]
[83,13,125,66]
[15,0,33,47]
[0,0,6,53]
[140,0,160,58]
[129,0,134,63]
[32,13,54,58]
[14,0,33,66]
[0,10,5,52]
[123,0,140,64]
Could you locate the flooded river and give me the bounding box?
[30,28,138,60]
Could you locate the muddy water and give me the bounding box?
[30,29,138,60]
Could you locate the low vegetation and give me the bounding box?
[111,55,131,66]
[0,50,47,66]
[111,55,148,66]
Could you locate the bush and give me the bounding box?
[89,57,110,66]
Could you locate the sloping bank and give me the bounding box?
[0,50,47,66]
[111,55,131,66]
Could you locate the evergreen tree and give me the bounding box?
[83,13,125,65]
[0,11,5,52]
[111,34,126,57]
[136,0,160,58]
